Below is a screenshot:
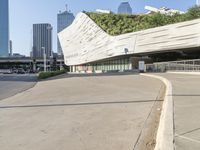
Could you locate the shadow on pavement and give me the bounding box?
[0,99,164,109]
[43,72,140,81]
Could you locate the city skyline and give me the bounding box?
[9,0,197,56]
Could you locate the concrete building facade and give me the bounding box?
[0,0,9,57]
[57,9,75,55]
[58,12,200,73]
[32,24,52,58]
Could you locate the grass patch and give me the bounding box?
[38,70,67,79]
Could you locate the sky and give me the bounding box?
[10,0,197,56]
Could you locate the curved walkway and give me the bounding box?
[155,73,200,150]
[0,74,163,150]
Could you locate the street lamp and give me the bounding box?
[46,25,53,71]
[50,50,54,71]
[42,47,47,72]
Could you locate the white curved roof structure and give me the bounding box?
[145,6,185,15]
[58,12,200,66]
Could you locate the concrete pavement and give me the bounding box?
[0,74,37,100]
[155,73,200,150]
[0,74,164,150]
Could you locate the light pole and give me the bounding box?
[47,25,53,71]
[42,47,47,72]
[60,60,62,70]
[50,50,53,71]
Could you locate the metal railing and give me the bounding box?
[145,59,200,72]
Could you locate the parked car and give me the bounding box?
[12,69,18,74]
[0,69,13,74]
[17,68,25,74]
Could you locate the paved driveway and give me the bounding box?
[0,74,163,150]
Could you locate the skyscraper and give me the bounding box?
[118,2,132,14]
[0,0,9,57]
[32,24,52,58]
[57,6,75,55]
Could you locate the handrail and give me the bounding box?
[145,59,200,72]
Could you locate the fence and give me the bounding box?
[145,59,200,72]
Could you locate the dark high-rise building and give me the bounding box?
[118,2,132,14]
[32,24,52,58]
[57,6,75,55]
[0,0,9,57]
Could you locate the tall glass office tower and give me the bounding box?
[57,7,75,55]
[32,24,52,58]
[0,0,9,57]
[118,2,132,14]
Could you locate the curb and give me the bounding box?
[141,73,174,150]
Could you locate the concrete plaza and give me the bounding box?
[0,74,164,150]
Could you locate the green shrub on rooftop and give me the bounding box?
[187,5,200,19]
[85,6,200,36]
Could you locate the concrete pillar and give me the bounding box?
[70,66,73,72]
[72,66,75,72]
[129,58,133,70]
[33,62,36,72]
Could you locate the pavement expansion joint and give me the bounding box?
[175,134,200,144]
[178,128,200,136]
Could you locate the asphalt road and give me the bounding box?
[0,74,163,150]
[0,74,37,100]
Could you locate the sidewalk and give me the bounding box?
[156,73,200,150]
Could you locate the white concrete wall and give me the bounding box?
[58,12,200,66]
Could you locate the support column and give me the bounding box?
[72,66,75,72]
[129,58,133,70]
[70,66,73,72]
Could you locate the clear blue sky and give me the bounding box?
[10,0,197,56]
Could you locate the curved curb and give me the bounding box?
[141,73,174,150]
